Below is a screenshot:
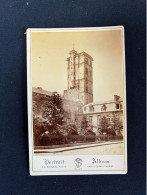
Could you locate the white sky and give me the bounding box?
[32,30,123,102]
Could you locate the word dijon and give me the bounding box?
[43,159,65,165]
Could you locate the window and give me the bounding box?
[89,116,93,125]
[84,107,86,111]
[116,104,120,109]
[101,104,107,111]
[86,86,88,92]
[86,99,88,104]
[89,105,94,112]
[97,116,100,125]
[86,78,88,84]
[85,68,88,75]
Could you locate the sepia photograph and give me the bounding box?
[27,26,127,174]
[1,0,145,192]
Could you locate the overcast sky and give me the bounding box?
[32,29,124,102]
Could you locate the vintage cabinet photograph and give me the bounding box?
[27,26,127,175]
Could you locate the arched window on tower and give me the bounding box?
[85,68,88,75]
[86,78,88,84]
[86,86,88,92]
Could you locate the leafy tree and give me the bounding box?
[80,116,96,142]
[33,92,65,145]
[100,116,109,132]
[99,114,123,136]
[99,116,116,135]
[41,92,64,132]
[111,114,123,133]
[33,116,46,145]
[81,116,88,132]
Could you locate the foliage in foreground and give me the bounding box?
[33,92,123,146]
[99,115,123,136]
[33,92,96,146]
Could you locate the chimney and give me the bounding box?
[114,95,120,101]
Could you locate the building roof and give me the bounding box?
[83,98,123,107]
[32,87,53,96]
[78,52,93,61]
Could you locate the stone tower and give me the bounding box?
[63,49,93,105]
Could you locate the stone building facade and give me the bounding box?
[62,99,83,126]
[63,49,93,105]
[82,95,123,134]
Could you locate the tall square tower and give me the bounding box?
[63,49,93,105]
